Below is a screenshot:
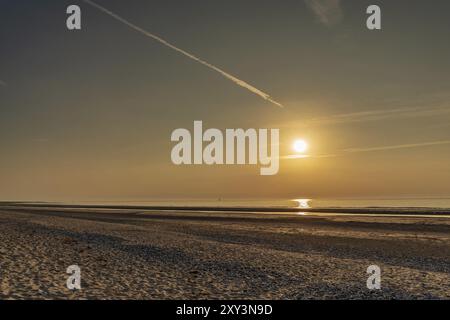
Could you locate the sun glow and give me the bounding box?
[293,139,308,153]
[294,199,311,209]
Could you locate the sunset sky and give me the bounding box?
[1,0,450,201]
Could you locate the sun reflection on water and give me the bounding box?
[293,199,311,209]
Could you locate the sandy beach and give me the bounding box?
[0,204,449,300]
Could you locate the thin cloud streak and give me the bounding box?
[83,0,283,108]
[308,106,450,126]
[282,140,450,160]
[274,104,450,131]
[281,153,338,160]
[0,79,6,87]
[304,0,343,26]
[344,140,450,153]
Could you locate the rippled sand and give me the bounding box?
[0,205,449,299]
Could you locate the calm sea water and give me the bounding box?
[77,198,450,210]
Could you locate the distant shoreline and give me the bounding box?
[1,202,450,216]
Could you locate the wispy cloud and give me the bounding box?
[281,154,337,160]
[304,0,343,26]
[273,104,450,131]
[0,79,6,87]
[344,140,450,153]
[83,0,283,108]
[307,105,450,126]
[282,140,450,160]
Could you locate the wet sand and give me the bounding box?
[0,205,449,299]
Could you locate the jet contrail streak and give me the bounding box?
[344,140,450,153]
[282,140,450,160]
[83,0,284,108]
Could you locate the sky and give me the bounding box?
[1,0,450,202]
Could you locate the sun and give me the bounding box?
[293,139,308,153]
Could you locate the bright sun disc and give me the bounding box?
[293,140,308,153]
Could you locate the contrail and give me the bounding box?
[83,0,284,108]
[281,154,337,159]
[344,140,450,153]
[307,106,450,125]
[282,140,450,160]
